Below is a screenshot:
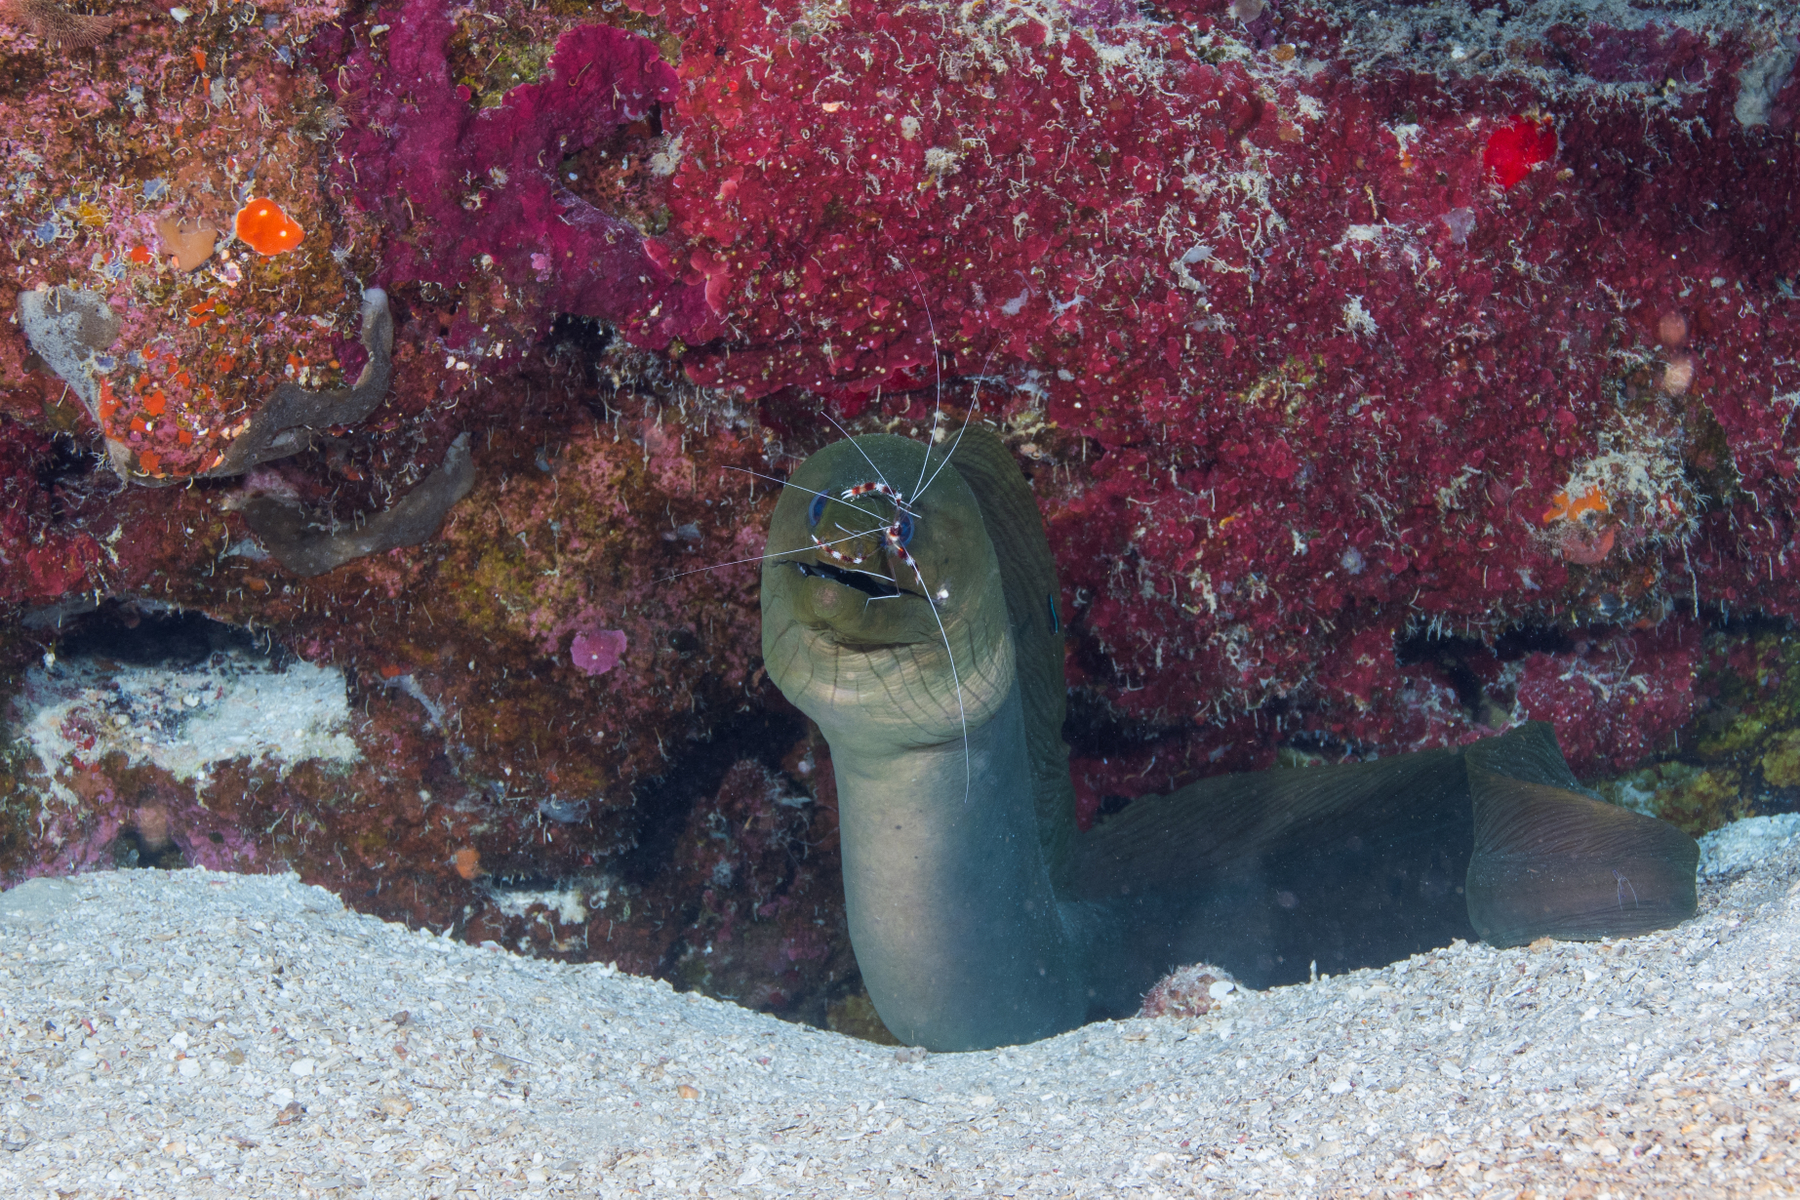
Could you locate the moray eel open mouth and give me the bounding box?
[792,558,915,600]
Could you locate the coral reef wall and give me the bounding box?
[626,0,1800,782]
[2,0,1798,1022]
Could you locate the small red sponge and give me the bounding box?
[234,197,305,256]
[1484,116,1557,189]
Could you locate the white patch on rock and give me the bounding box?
[1387,122,1423,154]
[490,882,599,927]
[647,134,684,177]
[11,652,361,801]
[922,145,963,182]
[1341,295,1378,338]
[1735,36,1800,128]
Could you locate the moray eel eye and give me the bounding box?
[895,513,915,546]
[808,493,829,526]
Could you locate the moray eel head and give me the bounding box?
[762,435,1016,751]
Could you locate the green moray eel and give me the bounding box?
[761,429,1699,1051]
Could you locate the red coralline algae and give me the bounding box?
[324,12,714,363]
[653,758,852,1014]
[0,419,104,604]
[23,768,272,880]
[614,0,1800,777]
[1483,115,1557,189]
[1505,627,1702,776]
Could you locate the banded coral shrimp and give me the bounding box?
[661,398,995,805]
[660,278,1008,807]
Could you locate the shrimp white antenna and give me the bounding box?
[656,466,892,584]
[901,553,971,805]
[916,346,1002,502]
[878,235,973,802]
[723,464,890,522]
[657,526,890,584]
[878,233,1004,506]
[877,233,946,502]
[905,271,944,501]
[816,407,896,497]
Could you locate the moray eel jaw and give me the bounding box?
[782,555,935,646]
[791,557,907,603]
[762,435,1016,753]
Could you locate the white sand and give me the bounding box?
[0,817,1795,1197]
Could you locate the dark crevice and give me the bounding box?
[1397,622,1579,714]
[54,603,285,669]
[546,313,615,364]
[33,431,106,500]
[110,827,188,871]
[1061,688,1173,761]
[1489,625,1578,659]
[1702,609,1795,638]
[614,707,809,889]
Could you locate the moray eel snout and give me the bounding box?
[763,435,1016,748]
[782,552,934,647]
[780,486,932,639]
[789,506,914,618]
[794,559,904,601]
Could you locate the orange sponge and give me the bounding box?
[155,214,218,271]
[1541,487,1609,526]
[233,197,305,255]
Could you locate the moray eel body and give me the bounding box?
[762,430,1699,1051]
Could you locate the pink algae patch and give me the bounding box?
[571,628,628,676]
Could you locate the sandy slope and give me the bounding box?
[0,820,1796,1198]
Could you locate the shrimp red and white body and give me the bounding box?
[811,479,925,584]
